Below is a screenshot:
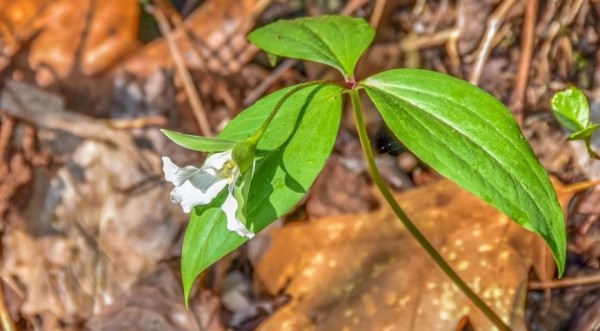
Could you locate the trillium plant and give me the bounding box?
[551,87,600,159]
[162,16,565,330]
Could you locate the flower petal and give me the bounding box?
[222,184,254,239]
[170,175,228,213]
[162,156,202,186]
[203,150,233,171]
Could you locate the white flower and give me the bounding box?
[162,151,254,238]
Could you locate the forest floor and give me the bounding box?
[1,0,600,330]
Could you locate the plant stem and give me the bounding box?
[585,139,600,160]
[349,89,511,331]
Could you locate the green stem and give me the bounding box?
[585,139,600,160]
[251,80,342,142]
[349,89,511,331]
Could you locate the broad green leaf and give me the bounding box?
[181,84,343,302]
[161,129,237,152]
[551,87,591,132]
[248,15,375,78]
[362,69,566,275]
[569,124,600,140]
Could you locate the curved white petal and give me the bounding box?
[203,150,233,171]
[222,184,254,239]
[171,177,228,213]
[162,157,201,186]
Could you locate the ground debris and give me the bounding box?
[256,179,577,331]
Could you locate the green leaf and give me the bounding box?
[248,15,375,78]
[551,87,591,132]
[362,69,566,275]
[181,84,343,302]
[161,129,237,152]
[569,124,600,140]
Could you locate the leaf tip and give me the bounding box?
[182,273,194,309]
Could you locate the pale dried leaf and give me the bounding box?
[23,0,139,84]
[2,139,185,322]
[256,179,574,330]
[86,264,225,331]
[122,0,271,76]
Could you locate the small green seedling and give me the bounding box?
[161,16,565,330]
[551,87,600,159]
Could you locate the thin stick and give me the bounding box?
[0,280,15,331]
[529,273,600,290]
[106,116,168,129]
[1,82,152,173]
[469,0,517,85]
[401,28,460,51]
[243,59,298,106]
[147,5,214,136]
[0,116,14,161]
[340,0,370,15]
[369,0,387,28]
[509,0,539,126]
[563,179,600,194]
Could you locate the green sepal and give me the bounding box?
[161,129,238,152]
[232,137,258,173]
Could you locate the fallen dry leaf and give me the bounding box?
[86,263,225,331]
[256,179,575,330]
[122,0,270,77]
[0,82,186,323]
[1,139,185,323]
[17,0,139,84]
[0,0,48,68]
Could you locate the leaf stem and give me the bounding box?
[585,139,600,160]
[349,89,511,331]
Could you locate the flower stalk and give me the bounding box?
[349,89,511,331]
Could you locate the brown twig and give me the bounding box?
[1,83,130,147]
[22,125,49,166]
[369,0,387,29]
[509,0,539,126]
[529,273,600,290]
[413,0,427,15]
[563,179,600,194]
[105,116,168,130]
[401,28,460,51]
[469,0,518,85]
[146,5,214,136]
[340,0,370,15]
[243,59,298,106]
[446,31,462,78]
[0,116,14,161]
[0,81,151,172]
[0,279,15,331]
